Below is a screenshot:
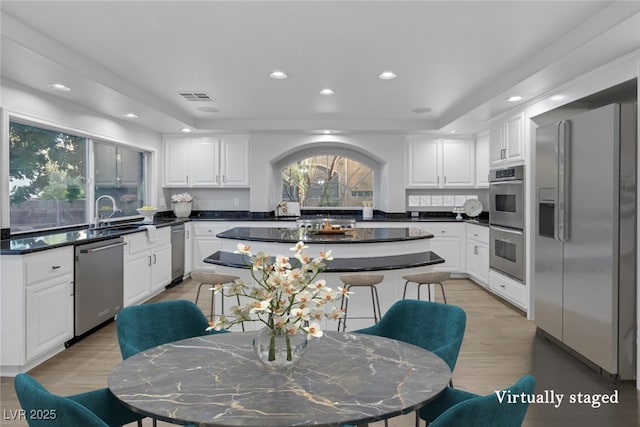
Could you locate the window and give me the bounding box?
[9,121,87,231]
[94,142,146,218]
[9,120,148,233]
[281,155,373,207]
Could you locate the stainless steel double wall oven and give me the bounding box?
[489,165,525,282]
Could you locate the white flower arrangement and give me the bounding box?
[171,192,193,203]
[206,242,351,340]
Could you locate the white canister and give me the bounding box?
[362,206,373,220]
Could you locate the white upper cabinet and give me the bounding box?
[163,136,249,187]
[475,131,490,188]
[441,139,474,187]
[406,138,474,188]
[220,135,250,186]
[407,138,440,187]
[489,112,525,167]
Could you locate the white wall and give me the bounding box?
[249,133,407,213]
[0,79,162,229]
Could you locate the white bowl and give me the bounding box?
[136,208,158,217]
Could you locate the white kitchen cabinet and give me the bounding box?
[123,227,172,306]
[441,139,474,187]
[1,246,75,375]
[220,136,250,186]
[192,222,237,271]
[24,247,74,362]
[406,138,474,188]
[406,138,440,187]
[489,269,527,311]
[490,112,526,167]
[184,222,193,276]
[417,222,466,272]
[465,223,489,287]
[163,136,249,187]
[475,131,490,188]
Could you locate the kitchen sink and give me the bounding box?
[87,223,144,237]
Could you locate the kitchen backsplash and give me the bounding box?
[161,188,250,211]
[405,189,489,212]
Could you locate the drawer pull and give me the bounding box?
[51,265,61,270]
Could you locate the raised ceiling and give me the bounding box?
[1,1,639,135]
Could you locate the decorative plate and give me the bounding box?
[463,199,483,217]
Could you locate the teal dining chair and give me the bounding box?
[420,375,536,427]
[14,373,145,427]
[354,299,466,427]
[116,299,226,360]
[354,299,467,373]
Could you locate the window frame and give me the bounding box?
[276,147,379,210]
[6,113,153,235]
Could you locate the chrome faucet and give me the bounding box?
[94,195,120,228]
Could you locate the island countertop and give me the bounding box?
[216,226,434,244]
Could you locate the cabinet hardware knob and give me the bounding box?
[153,254,157,264]
[148,256,152,267]
[51,265,61,270]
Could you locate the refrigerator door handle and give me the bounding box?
[556,120,571,242]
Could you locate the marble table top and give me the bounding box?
[108,331,451,427]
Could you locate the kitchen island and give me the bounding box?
[205,226,444,331]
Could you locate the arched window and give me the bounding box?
[281,155,373,207]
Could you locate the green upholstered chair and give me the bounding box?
[116,299,226,360]
[420,375,536,427]
[354,299,466,373]
[14,373,145,427]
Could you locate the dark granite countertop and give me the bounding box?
[0,220,186,255]
[205,250,445,272]
[217,226,434,244]
[1,210,488,255]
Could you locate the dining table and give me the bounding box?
[108,331,451,427]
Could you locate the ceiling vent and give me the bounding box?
[179,92,216,102]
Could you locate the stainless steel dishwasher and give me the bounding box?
[170,223,185,285]
[74,237,126,336]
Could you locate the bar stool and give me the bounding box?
[402,271,450,303]
[337,274,384,332]
[191,271,240,320]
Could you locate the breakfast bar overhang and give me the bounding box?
[204,226,445,330]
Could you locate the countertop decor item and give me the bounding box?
[462,199,482,217]
[171,192,193,218]
[206,241,348,370]
[136,206,158,223]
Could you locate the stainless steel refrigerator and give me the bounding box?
[534,103,636,380]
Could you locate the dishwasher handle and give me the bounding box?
[80,242,127,253]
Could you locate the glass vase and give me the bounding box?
[173,201,192,218]
[253,327,308,371]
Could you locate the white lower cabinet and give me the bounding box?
[1,246,74,374]
[420,223,466,272]
[465,224,489,287]
[26,277,74,360]
[192,222,237,271]
[123,228,172,307]
[489,269,527,311]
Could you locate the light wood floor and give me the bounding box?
[1,279,638,426]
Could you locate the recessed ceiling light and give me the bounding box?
[507,95,523,102]
[181,128,192,133]
[448,130,457,134]
[47,83,71,92]
[270,70,288,80]
[551,94,565,101]
[378,71,397,80]
[319,88,335,96]
[123,113,139,119]
[323,130,333,134]
[412,107,432,114]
